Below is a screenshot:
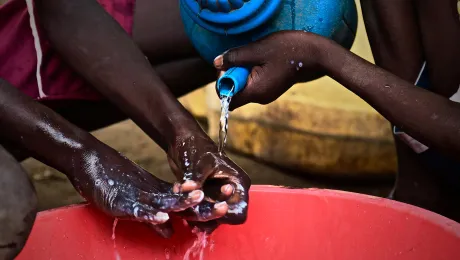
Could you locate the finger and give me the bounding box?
[180,180,199,192]
[145,221,174,239]
[167,156,200,193]
[214,43,264,70]
[148,190,204,212]
[176,201,228,222]
[218,182,250,225]
[202,178,234,202]
[131,204,170,224]
[221,184,234,198]
[167,156,201,193]
[228,66,265,111]
[230,64,289,111]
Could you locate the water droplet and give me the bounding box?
[164,248,171,260]
[108,179,115,186]
[290,60,295,64]
[210,239,215,252]
[298,62,303,68]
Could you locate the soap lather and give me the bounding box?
[180,0,358,97]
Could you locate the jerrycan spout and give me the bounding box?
[216,67,251,97]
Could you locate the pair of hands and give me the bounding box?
[72,132,249,238]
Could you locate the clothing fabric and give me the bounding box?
[0,0,135,100]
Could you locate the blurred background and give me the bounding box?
[1,0,396,212]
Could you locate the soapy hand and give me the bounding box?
[167,133,251,232]
[214,31,327,110]
[68,144,205,238]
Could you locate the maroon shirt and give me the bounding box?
[0,0,135,100]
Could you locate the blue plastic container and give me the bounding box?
[180,0,358,97]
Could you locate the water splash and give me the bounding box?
[183,227,209,260]
[165,248,171,260]
[209,239,215,252]
[218,94,232,154]
[112,218,121,260]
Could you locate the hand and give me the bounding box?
[68,144,205,238]
[167,133,251,232]
[214,31,327,110]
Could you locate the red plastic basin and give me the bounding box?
[18,185,460,259]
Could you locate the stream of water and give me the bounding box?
[183,227,209,260]
[218,94,232,154]
[112,218,121,260]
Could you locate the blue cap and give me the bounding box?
[216,67,251,97]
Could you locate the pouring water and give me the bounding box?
[218,93,232,154]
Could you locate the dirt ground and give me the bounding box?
[21,119,394,212]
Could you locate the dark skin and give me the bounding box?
[360,0,460,217]
[0,0,250,237]
[0,78,205,230]
[214,0,460,220]
[0,144,37,260]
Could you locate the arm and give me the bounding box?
[35,0,204,150]
[318,37,460,158]
[35,0,250,227]
[214,31,460,159]
[0,78,203,232]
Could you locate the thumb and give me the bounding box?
[229,65,267,111]
[214,43,264,70]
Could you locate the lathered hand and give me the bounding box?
[168,134,251,232]
[69,143,205,236]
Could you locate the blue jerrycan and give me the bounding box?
[179,0,358,97]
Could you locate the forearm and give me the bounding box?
[36,0,203,149]
[317,39,460,158]
[0,79,99,176]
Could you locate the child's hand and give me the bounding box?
[214,31,327,110]
[69,144,205,238]
[167,133,251,232]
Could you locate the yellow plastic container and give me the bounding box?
[182,0,397,177]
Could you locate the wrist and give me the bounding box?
[313,37,347,78]
[163,111,209,145]
[293,31,334,82]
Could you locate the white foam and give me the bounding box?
[227,201,247,215]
